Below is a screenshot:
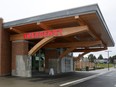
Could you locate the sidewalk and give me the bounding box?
[89,67,116,73]
[76,67,116,74]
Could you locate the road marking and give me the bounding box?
[59,72,107,87]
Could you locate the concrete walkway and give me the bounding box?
[88,67,116,73]
[0,72,96,87]
[76,67,116,74]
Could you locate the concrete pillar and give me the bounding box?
[12,40,31,77]
[0,18,11,76]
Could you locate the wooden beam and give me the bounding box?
[28,25,89,56]
[73,47,107,52]
[87,29,107,48]
[75,16,98,40]
[74,52,89,61]
[75,16,85,26]
[59,47,76,58]
[75,16,79,19]
[62,36,77,42]
[44,40,102,48]
[62,25,89,36]
[41,16,75,25]
[10,25,89,41]
[37,22,51,30]
[75,16,98,39]
[10,27,24,33]
[87,30,98,39]
[28,36,54,55]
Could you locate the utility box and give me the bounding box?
[61,57,73,73]
[48,57,73,75]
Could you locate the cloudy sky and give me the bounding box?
[0,0,116,58]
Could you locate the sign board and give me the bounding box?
[23,29,62,39]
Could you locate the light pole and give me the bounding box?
[105,51,112,71]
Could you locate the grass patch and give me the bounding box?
[95,63,113,69]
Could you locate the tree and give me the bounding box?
[109,56,113,63]
[93,56,97,60]
[110,55,116,63]
[88,54,96,62]
[98,54,103,59]
[112,55,116,59]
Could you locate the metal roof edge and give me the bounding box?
[95,5,115,47]
[3,4,98,28]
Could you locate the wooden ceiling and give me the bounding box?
[6,13,107,55]
[8,14,97,41]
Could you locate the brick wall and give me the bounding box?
[76,61,95,70]
[12,40,28,71]
[0,18,11,76]
[44,49,59,70]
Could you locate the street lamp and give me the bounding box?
[105,50,112,71]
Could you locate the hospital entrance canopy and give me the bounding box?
[3,4,114,58]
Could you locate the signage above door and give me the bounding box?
[23,29,62,39]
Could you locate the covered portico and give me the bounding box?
[0,4,114,77]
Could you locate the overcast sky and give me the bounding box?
[0,0,116,58]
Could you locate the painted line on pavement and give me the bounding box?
[59,70,112,87]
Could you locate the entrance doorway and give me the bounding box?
[32,49,45,74]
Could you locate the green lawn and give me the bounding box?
[95,63,113,69]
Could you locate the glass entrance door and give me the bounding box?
[32,49,45,72]
[38,50,45,72]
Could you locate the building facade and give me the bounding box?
[0,4,114,77]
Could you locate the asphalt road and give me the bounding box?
[0,72,96,87]
[69,70,116,87]
[0,68,116,87]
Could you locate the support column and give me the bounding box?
[0,18,11,76]
[44,49,59,73]
[12,40,31,77]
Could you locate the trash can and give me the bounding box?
[86,66,89,71]
[93,66,96,70]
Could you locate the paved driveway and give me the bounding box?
[69,70,116,87]
[0,72,96,87]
